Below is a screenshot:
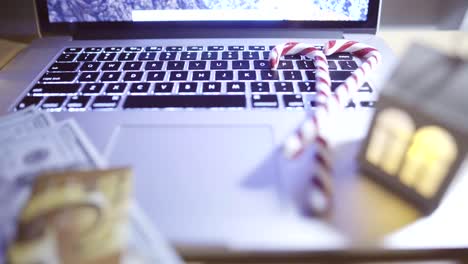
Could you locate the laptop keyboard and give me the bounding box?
[15,45,376,111]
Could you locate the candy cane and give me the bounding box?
[282,40,382,157]
[270,40,382,215]
[270,42,334,215]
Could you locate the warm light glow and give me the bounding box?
[400,126,458,198]
[366,108,415,175]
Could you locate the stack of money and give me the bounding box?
[0,108,183,264]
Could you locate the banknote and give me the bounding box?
[0,106,56,142]
[0,119,106,263]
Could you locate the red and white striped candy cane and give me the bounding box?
[283,40,382,158]
[270,42,334,215]
[270,40,382,215]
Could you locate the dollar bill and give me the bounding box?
[0,119,106,263]
[0,106,56,142]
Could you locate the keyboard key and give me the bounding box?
[64,48,82,53]
[251,82,270,93]
[159,52,177,60]
[187,46,203,51]
[169,71,188,81]
[238,71,256,80]
[178,82,198,93]
[226,82,245,93]
[67,95,91,109]
[283,71,302,80]
[222,51,239,60]
[339,60,358,70]
[102,62,122,71]
[106,83,127,94]
[359,83,373,93]
[147,71,166,81]
[215,71,233,81]
[56,53,78,62]
[80,62,101,71]
[82,83,104,94]
[180,52,198,60]
[16,96,43,110]
[260,70,279,80]
[296,60,315,70]
[207,46,224,51]
[78,72,100,82]
[145,61,164,70]
[274,82,294,92]
[104,47,122,52]
[283,94,304,107]
[129,82,151,94]
[277,61,294,69]
[305,71,315,81]
[253,60,270,70]
[92,96,121,109]
[123,71,144,82]
[249,46,265,51]
[192,71,211,81]
[328,61,338,70]
[49,62,80,72]
[145,46,162,51]
[201,52,218,60]
[228,46,244,51]
[100,72,122,82]
[232,60,250,70]
[167,61,185,70]
[76,53,97,62]
[40,72,77,83]
[210,61,228,70]
[188,61,207,70]
[284,55,301,60]
[361,101,376,107]
[41,96,66,109]
[84,47,102,52]
[124,47,142,52]
[252,94,278,108]
[123,95,246,109]
[123,62,143,71]
[330,71,353,81]
[118,53,137,61]
[154,83,174,93]
[166,46,183,52]
[242,51,260,60]
[331,82,342,91]
[138,52,157,61]
[97,53,116,61]
[202,82,222,93]
[30,83,80,95]
[262,51,270,60]
[327,53,353,60]
[298,82,315,92]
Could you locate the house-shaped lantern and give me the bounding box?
[359,44,468,215]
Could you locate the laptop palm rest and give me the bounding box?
[107,124,285,245]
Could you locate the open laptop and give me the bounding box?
[0,0,406,257]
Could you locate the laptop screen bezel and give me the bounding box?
[35,0,381,37]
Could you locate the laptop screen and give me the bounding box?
[47,0,371,23]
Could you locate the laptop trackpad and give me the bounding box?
[107,125,281,244]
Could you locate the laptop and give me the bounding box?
[0,0,403,257]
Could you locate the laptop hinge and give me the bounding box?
[73,28,344,40]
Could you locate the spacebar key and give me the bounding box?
[123,95,246,108]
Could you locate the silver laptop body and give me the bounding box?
[0,0,399,256]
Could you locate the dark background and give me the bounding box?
[0,0,466,39]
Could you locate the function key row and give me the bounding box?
[63,45,283,54]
